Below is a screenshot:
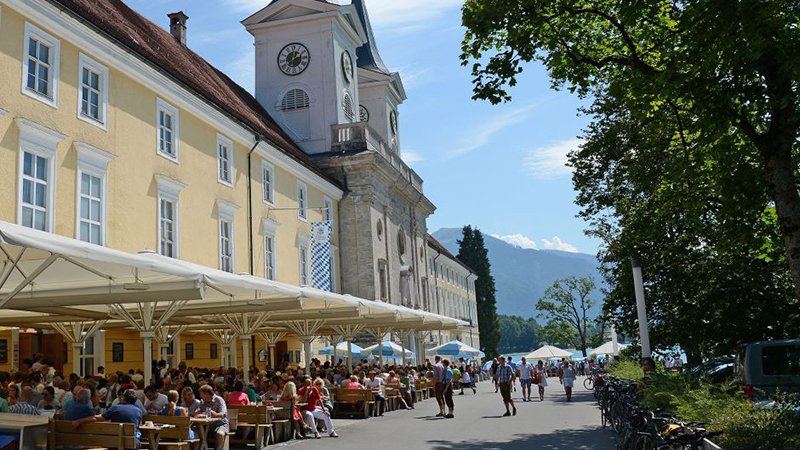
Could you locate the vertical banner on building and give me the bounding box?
[311,221,332,291]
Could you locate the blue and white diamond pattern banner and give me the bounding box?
[311,221,332,291]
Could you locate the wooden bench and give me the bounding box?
[228,405,272,449]
[269,401,295,443]
[141,415,198,450]
[332,389,373,419]
[49,420,137,450]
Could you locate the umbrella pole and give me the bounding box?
[379,341,383,368]
[347,339,353,372]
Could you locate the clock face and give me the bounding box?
[278,43,310,76]
[359,105,369,122]
[341,51,353,83]
[389,110,398,135]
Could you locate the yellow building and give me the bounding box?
[0,0,344,373]
[426,235,481,350]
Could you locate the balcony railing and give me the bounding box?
[332,122,424,193]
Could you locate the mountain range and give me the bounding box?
[431,228,604,320]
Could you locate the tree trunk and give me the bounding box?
[761,138,800,300]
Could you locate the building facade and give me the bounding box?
[0,0,479,374]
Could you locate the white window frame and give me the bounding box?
[217,133,234,187]
[263,218,279,281]
[261,160,275,206]
[21,22,60,108]
[76,53,109,130]
[15,118,64,233]
[156,98,180,163]
[323,196,333,223]
[217,200,240,273]
[296,180,308,222]
[155,174,185,258]
[74,142,115,246]
[298,234,310,286]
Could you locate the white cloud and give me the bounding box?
[392,64,432,90]
[541,236,579,253]
[523,138,583,179]
[491,233,538,250]
[223,48,256,94]
[449,105,535,158]
[401,151,423,165]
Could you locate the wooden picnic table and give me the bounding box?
[189,417,218,450]
[139,424,174,450]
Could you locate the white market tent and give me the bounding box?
[524,345,573,360]
[427,340,483,358]
[0,221,466,380]
[590,341,629,357]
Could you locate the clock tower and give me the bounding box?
[243,1,435,320]
[243,0,368,154]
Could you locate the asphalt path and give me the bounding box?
[276,377,616,450]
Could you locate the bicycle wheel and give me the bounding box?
[634,435,655,450]
[584,377,594,390]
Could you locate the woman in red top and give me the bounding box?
[226,381,250,406]
[297,377,337,439]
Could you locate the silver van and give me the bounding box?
[735,339,800,399]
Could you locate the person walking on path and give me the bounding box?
[495,356,516,417]
[559,360,576,402]
[433,356,447,418]
[490,358,499,393]
[443,360,455,419]
[517,357,534,402]
[535,360,547,401]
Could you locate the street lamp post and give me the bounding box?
[631,257,652,359]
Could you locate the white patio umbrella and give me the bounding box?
[524,345,573,360]
[590,341,629,357]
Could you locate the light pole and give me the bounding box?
[631,257,651,359]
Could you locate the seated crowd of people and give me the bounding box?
[0,353,482,448]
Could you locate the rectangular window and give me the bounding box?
[323,196,333,222]
[299,242,309,285]
[159,198,176,257]
[112,343,124,362]
[378,260,388,300]
[76,54,109,128]
[185,343,194,360]
[22,23,60,107]
[262,161,274,205]
[217,134,233,186]
[297,181,308,221]
[0,340,7,364]
[219,218,233,272]
[156,99,179,161]
[762,344,800,376]
[20,151,50,231]
[265,234,276,281]
[210,343,218,360]
[78,172,103,245]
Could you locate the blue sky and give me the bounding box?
[127,0,599,255]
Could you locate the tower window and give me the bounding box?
[280,88,311,140]
[343,91,354,122]
[281,89,310,111]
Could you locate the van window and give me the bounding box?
[762,344,800,376]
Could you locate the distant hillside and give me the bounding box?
[432,228,604,320]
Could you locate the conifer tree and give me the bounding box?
[457,225,501,358]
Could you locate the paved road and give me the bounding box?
[277,377,615,450]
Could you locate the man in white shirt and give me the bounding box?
[364,371,387,416]
[143,386,168,413]
[517,357,534,402]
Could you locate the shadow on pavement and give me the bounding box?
[426,428,616,450]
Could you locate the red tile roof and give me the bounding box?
[51,0,340,187]
[426,234,475,274]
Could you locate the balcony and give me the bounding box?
[331,122,424,193]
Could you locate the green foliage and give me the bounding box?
[460,0,800,357]
[457,225,501,358]
[498,314,541,353]
[537,276,598,356]
[606,364,800,450]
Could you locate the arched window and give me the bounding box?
[280,88,311,139]
[342,91,355,122]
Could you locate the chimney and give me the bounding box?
[167,12,189,46]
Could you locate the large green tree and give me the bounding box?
[498,315,542,353]
[461,0,800,300]
[536,276,598,356]
[457,225,501,358]
[571,92,800,362]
